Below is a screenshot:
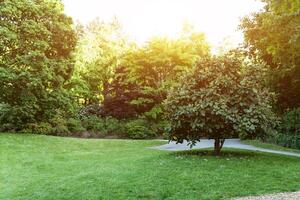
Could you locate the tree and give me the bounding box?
[0,0,77,129]
[102,66,140,119]
[120,32,210,116]
[164,54,277,155]
[73,18,130,105]
[240,0,300,111]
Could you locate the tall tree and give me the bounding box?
[73,18,130,105]
[0,0,77,129]
[120,32,211,114]
[240,0,300,111]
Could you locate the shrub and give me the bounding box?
[24,122,54,135]
[280,107,300,136]
[125,119,156,139]
[81,116,106,134]
[0,123,15,132]
[105,117,125,135]
[67,118,86,133]
[264,108,300,149]
[49,114,70,136]
[274,133,300,149]
[78,104,104,119]
[150,120,169,136]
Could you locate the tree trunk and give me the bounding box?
[214,138,225,156]
[102,81,109,103]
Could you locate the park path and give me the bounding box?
[152,139,300,158]
[233,191,300,200]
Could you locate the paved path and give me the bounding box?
[152,139,300,157]
[233,191,300,200]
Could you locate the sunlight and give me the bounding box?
[63,0,264,48]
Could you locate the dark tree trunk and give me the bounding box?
[102,81,109,103]
[214,138,225,156]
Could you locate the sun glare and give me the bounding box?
[63,0,264,48]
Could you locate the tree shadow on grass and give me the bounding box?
[171,148,261,158]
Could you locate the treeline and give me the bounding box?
[0,0,299,149]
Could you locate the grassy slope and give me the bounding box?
[0,134,299,200]
[243,140,300,154]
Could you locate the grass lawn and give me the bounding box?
[1,134,300,200]
[243,140,300,154]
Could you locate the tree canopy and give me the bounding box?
[164,54,277,155]
[240,0,300,111]
[0,0,77,129]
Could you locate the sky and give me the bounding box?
[62,0,265,48]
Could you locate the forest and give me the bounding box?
[0,0,299,152]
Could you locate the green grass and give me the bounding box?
[243,140,300,154]
[1,133,300,200]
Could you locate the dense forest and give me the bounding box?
[0,0,299,151]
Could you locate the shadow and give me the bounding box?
[171,148,260,158]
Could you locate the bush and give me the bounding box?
[78,104,104,119]
[67,118,86,133]
[105,117,125,136]
[49,114,70,136]
[0,123,15,132]
[274,133,300,149]
[125,119,156,139]
[269,108,300,149]
[81,116,106,134]
[24,122,54,135]
[150,120,169,135]
[280,107,300,136]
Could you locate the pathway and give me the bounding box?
[152,139,300,157]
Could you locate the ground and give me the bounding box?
[1,133,300,200]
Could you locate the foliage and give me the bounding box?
[268,132,300,149]
[125,119,156,139]
[49,113,70,136]
[66,118,86,133]
[78,104,104,118]
[23,122,54,135]
[120,33,211,113]
[73,18,130,104]
[265,107,300,149]
[80,116,125,137]
[280,107,300,136]
[0,0,77,129]
[101,66,140,119]
[105,117,125,136]
[81,116,106,133]
[164,54,278,155]
[240,0,300,111]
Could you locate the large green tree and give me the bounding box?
[240,0,300,111]
[164,54,277,155]
[0,0,77,129]
[118,32,210,116]
[73,18,130,105]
